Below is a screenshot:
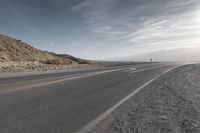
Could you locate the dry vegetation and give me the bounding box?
[0,34,93,72]
[0,34,72,65]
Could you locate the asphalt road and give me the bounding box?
[0,63,179,133]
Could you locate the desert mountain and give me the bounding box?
[0,34,88,65]
[46,51,92,65]
[113,46,200,62]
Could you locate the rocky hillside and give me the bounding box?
[0,34,72,65]
[56,54,92,64]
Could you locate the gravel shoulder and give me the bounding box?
[92,64,200,133]
[0,61,100,78]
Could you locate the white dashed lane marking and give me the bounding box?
[123,68,137,72]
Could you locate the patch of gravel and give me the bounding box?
[0,61,96,73]
[91,64,200,133]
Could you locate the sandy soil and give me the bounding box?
[92,64,200,133]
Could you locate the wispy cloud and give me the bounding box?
[46,40,55,45]
[1,0,200,59]
[73,0,200,53]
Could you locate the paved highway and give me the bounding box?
[0,63,180,133]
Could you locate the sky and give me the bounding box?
[1,0,200,60]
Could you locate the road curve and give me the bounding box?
[0,63,179,133]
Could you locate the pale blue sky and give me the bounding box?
[1,0,200,60]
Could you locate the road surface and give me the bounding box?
[0,63,180,133]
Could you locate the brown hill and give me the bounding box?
[56,54,92,64]
[0,34,72,65]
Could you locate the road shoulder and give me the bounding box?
[91,64,200,133]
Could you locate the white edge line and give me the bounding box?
[124,64,163,73]
[0,65,167,94]
[129,65,166,73]
[78,65,183,133]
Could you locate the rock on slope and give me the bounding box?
[0,34,71,65]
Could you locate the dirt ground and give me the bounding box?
[0,61,95,73]
[92,64,200,133]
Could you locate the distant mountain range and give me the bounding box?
[1,34,199,64]
[112,46,200,62]
[0,34,90,65]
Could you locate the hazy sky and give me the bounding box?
[1,0,200,59]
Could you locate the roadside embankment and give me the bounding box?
[0,61,96,73]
